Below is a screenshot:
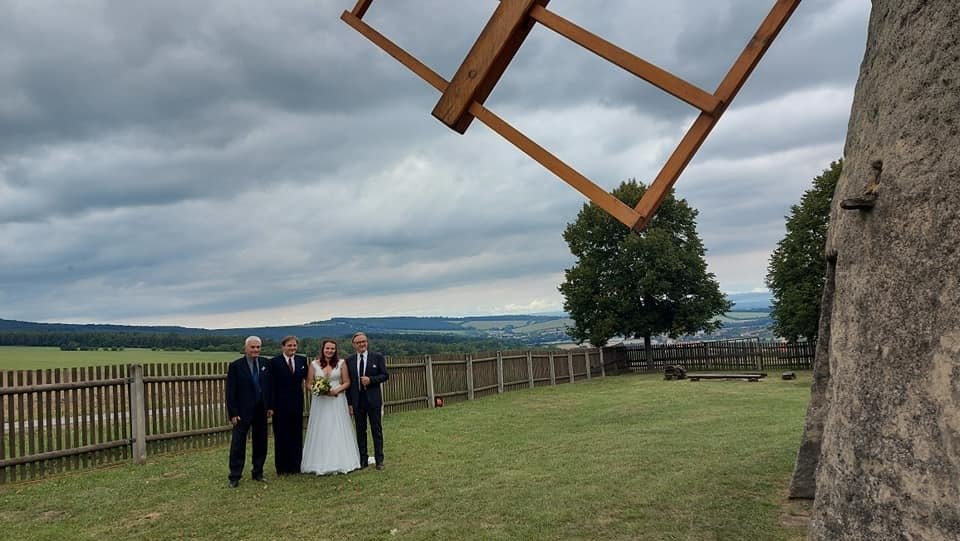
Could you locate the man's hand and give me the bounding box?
[348,405,354,416]
[360,375,371,387]
[266,409,274,417]
[231,416,240,426]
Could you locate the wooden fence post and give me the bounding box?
[586,350,593,380]
[425,355,436,408]
[527,351,534,388]
[496,351,504,394]
[599,348,606,377]
[754,338,764,371]
[466,355,475,400]
[548,351,556,385]
[567,352,575,383]
[129,364,147,465]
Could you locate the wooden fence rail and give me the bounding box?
[0,347,607,483]
[615,338,815,373]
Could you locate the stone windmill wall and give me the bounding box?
[805,1,960,538]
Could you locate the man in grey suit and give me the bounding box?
[346,332,389,470]
[225,336,273,487]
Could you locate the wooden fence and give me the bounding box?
[0,366,131,483]
[615,338,815,373]
[0,348,607,483]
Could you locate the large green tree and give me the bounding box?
[765,160,841,342]
[559,180,731,356]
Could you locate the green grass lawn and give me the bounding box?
[0,346,237,370]
[0,372,811,540]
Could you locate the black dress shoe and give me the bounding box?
[252,475,265,482]
[375,463,384,471]
[229,480,239,488]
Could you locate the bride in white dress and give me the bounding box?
[301,339,361,475]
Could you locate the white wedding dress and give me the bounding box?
[301,360,361,475]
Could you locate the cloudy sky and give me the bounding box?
[0,0,870,328]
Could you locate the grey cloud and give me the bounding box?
[0,1,432,156]
[0,0,871,324]
[1,163,573,322]
[0,104,448,223]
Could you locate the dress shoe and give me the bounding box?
[252,475,266,482]
[229,480,239,488]
[375,463,384,471]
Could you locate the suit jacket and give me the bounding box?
[268,354,307,415]
[346,351,389,410]
[225,356,272,420]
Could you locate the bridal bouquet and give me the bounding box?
[311,376,332,396]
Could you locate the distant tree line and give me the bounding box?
[0,331,525,357]
[0,331,241,351]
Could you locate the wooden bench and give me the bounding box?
[688,372,767,382]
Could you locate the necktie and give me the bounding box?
[287,357,294,374]
[360,353,366,377]
[251,359,260,395]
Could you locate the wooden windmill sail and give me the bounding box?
[342,0,800,232]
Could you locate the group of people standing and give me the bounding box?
[225,332,388,487]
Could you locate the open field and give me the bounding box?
[0,372,811,540]
[0,347,237,370]
[511,318,573,333]
[715,311,770,324]
[724,311,770,320]
[458,319,533,331]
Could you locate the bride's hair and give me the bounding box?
[317,338,339,369]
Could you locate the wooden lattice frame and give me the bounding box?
[342,0,801,232]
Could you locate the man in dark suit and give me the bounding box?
[268,335,307,475]
[225,336,273,487]
[346,331,389,470]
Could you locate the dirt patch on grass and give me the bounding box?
[144,470,186,483]
[39,509,69,521]
[117,510,164,529]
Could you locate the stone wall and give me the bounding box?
[809,1,960,538]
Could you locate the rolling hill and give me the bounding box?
[0,292,773,346]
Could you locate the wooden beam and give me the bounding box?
[529,5,721,114]
[350,0,374,19]
[632,0,801,231]
[432,0,549,134]
[469,101,641,229]
[341,10,447,92]
[713,0,803,104]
